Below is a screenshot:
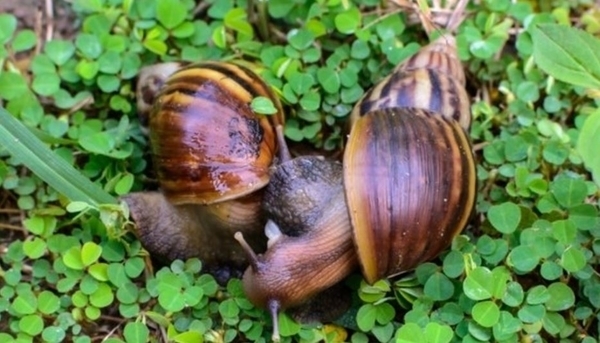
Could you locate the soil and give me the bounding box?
[0,0,78,42]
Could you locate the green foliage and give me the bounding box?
[250,96,279,115]
[1,0,600,342]
[0,107,117,206]
[577,109,600,187]
[532,24,600,89]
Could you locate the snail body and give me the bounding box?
[237,156,357,311]
[235,1,477,337]
[125,61,283,279]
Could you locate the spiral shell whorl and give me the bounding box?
[136,62,185,129]
[149,62,283,205]
[353,68,470,130]
[398,34,465,85]
[350,34,470,130]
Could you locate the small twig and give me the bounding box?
[159,324,168,342]
[67,94,95,114]
[45,0,54,41]
[268,26,288,44]
[34,9,44,55]
[390,0,412,8]
[100,316,128,341]
[480,169,497,198]
[361,8,405,31]
[446,0,469,32]
[192,1,211,16]
[391,0,472,34]
[472,141,488,152]
[0,208,23,214]
[0,223,25,231]
[100,315,129,324]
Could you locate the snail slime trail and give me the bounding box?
[124,61,284,283]
[234,0,477,335]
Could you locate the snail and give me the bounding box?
[124,61,284,280]
[234,0,476,340]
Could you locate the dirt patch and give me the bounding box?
[0,0,78,41]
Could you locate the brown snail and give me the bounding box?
[124,61,284,280]
[234,1,477,340]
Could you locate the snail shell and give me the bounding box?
[344,34,476,283]
[125,61,283,279]
[149,61,283,205]
[351,35,471,130]
[344,107,476,284]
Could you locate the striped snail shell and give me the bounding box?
[351,34,471,131]
[150,61,283,204]
[344,33,476,283]
[125,61,283,280]
[344,107,476,283]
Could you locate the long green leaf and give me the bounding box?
[577,108,600,188]
[0,106,117,206]
[532,24,600,90]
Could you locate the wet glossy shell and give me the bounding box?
[350,68,470,131]
[343,108,476,284]
[350,35,470,130]
[149,61,284,205]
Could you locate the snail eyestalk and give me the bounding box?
[275,125,292,163]
[234,231,260,272]
[269,299,281,342]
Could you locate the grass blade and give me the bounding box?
[0,106,117,206]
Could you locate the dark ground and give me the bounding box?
[1,0,77,42]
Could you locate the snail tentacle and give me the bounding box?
[275,125,292,163]
[268,299,281,343]
[234,232,260,272]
